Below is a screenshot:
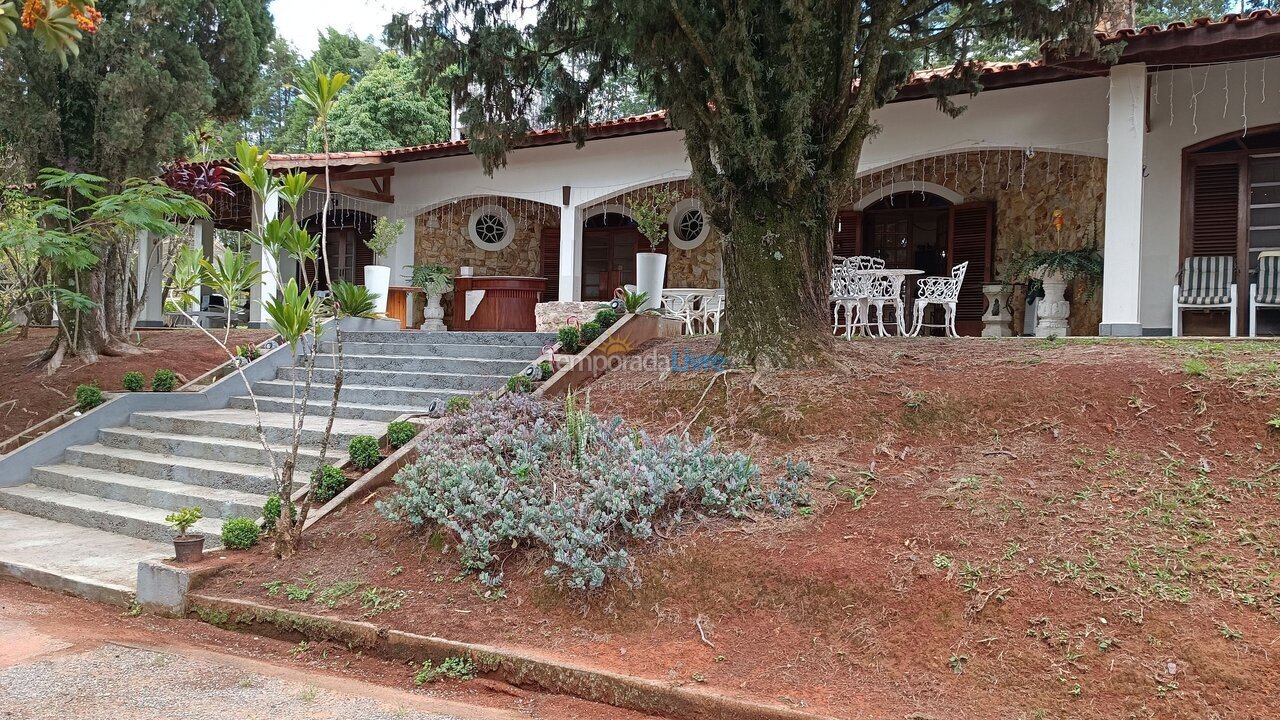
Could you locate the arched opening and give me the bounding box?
[299,209,377,292]
[581,209,646,300]
[1183,124,1280,335]
[862,191,953,278]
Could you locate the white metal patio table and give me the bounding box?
[848,268,924,336]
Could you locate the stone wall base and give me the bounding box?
[535,301,608,332]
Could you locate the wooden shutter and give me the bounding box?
[833,210,862,257]
[948,202,994,336]
[540,225,560,301]
[1187,162,1241,258]
[352,236,374,285]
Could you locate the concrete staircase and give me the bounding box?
[0,330,550,599]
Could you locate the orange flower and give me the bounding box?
[20,0,43,30]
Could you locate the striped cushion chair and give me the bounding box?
[1249,254,1280,337]
[1172,255,1237,337]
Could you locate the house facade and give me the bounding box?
[156,11,1280,337]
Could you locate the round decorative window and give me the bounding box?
[467,204,516,251]
[667,198,710,249]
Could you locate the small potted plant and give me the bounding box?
[165,506,205,563]
[630,189,680,312]
[407,263,454,332]
[364,217,405,315]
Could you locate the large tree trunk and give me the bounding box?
[719,192,837,369]
[39,241,145,373]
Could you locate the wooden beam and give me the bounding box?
[314,177,394,204]
[332,167,396,182]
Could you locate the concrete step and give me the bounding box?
[96,427,328,472]
[312,353,533,376]
[319,341,548,360]
[129,409,383,448]
[229,395,429,423]
[0,484,226,545]
[252,378,476,406]
[339,331,556,346]
[29,464,266,520]
[275,366,508,391]
[63,444,281,495]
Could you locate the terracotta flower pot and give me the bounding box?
[173,534,205,564]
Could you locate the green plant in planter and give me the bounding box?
[538,360,554,378]
[329,281,380,318]
[557,326,581,354]
[221,517,260,549]
[621,289,649,314]
[165,506,203,537]
[310,464,348,504]
[631,188,681,251]
[1007,244,1105,301]
[152,368,178,392]
[594,308,618,328]
[348,435,382,470]
[580,321,602,345]
[121,371,145,392]
[387,420,417,449]
[75,384,104,410]
[367,217,405,260]
[506,374,533,393]
[407,263,454,295]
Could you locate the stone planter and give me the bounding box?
[635,252,666,312]
[981,283,1014,337]
[422,291,447,332]
[1030,268,1071,337]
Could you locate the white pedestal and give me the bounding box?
[981,283,1014,337]
[423,292,447,332]
[1032,269,1071,337]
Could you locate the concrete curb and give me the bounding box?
[0,557,133,607]
[186,593,842,720]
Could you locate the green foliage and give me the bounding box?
[414,656,476,684]
[309,464,347,505]
[165,506,203,536]
[505,374,533,394]
[235,343,260,360]
[262,494,295,532]
[446,396,471,414]
[359,586,405,617]
[151,369,178,392]
[328,281,380,319]
[1182,358,1210,377]
[621,290,649,314]
[557,326,581,353]
[1267,414,1280,431]
[580,321,602,345]
[366,216,406,258]
[379,395,811,590]
[317,53,450,152]
[75,383,103,410]
[221,517,261,550]
[121,371,144,392]
[387,420,417,449]
[1007,245,1105,301]
[538,360,554,378]
[593,308,618,328]
[263,278,322,348]
[407,263,453,295]
[347,435,382,470]
[295,60,351,137]
[630,188,681,251]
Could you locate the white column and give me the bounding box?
[193,218,215,308]
[1099,62,1146,337]
[558,204,582,301]
[249,192,281,327]
[135,230,165,326]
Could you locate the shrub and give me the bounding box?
[415,656,476,684]
[505,374,533,394]
[262,494,296,532]
[538,360,554,378]
[75,384,104,411]
[164,506,203,536]
[593,307,618,328]
[310,464,347,504]
[621,289,649,313]
[329,280,379,318]
[387,420,417,449]
[446,396,471,414]
[221,517,260,549]
[557,326,581,354]
[348,435,381,470]
[152,368,178,392]
[121,371,145,392]
[234,343,260,361]
[580,321,602,345]
[379,395,811,590]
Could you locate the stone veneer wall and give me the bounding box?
[586,179,722,289]
[850,150,1107,336]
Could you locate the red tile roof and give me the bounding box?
[1099,8,1278,42]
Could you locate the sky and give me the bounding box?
[270,0,423,55]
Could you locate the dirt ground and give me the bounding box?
[0,327,274,440]
[198,336,1280,719]
[0,579,657,720]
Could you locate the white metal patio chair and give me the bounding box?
[831,264,875,337]
[699,290,725,333]
[1172,255,1237,337]
[908,261,968,337]
[1249,254,1280,337]
[867,272,906,336]
[661,292,699,335]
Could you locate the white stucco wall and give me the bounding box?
[1141,58,1280,330]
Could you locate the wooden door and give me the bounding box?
[581,227,642,300]
[833,210,863,257]
[947,202,994,336]
[540,225,560,302]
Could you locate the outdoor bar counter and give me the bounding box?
[451,275,545,332]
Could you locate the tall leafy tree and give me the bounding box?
[392,1,1109,368]
[276,28,382,151]
[0,0,272,368]
[310,53,450,152]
